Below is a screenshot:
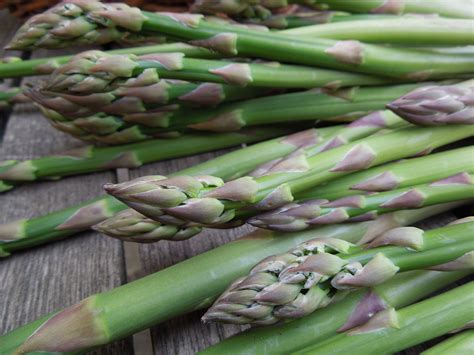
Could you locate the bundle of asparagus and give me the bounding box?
[104,125,473,227]
[1,1,473,354]
[1,209,470,353]
[0,127,332,255]
[203,221,474,325]
[6,2,474,80]
[192,0,474,22]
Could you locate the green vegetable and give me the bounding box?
[422,330,474,355]
[7,2,474,79]
[284,18,474,45]
[305,146,474,201]
[201,270,470,355]
[0,126,322,256]
[0,128,289,192]
[203,221,474,324]
[105,125,474,227]
[250,173,474,231]
[0,205,457,353]
[296,282,474,354]
[387,80,474,125]
[0,43,219,78]
[316,0,474,19]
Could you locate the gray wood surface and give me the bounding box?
[0,9,470,355]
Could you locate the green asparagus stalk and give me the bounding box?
[201,270,471,355]
[387,80,474,125]
[0,128,291,193]
[243,10,353,29]
[194,4,400,28]
[248,110,408,176]
[37,48,396,95]
[295,282,474,355]
[0,205,458,353]
[283,18,474,45]
[95,113,406,241]
[33,82,422,144]
[7,2,474,79]
[141,12,474,79]
[250,173,474,231]
[191,0,308,19]
[203,221,474,325]
[0,126,328,256]
[304,146,474,201]
[3,0,164,49]
[105,125,474,227]
[0,87,27,108]
[315,0,474,19]
[94,209,203,242]
[422,330,474,355]
[0,43,218,78]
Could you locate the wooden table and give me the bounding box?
[0,9,469,355]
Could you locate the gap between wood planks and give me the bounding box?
[116,168,155,355]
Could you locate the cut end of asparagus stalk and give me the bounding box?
[0,161,37,181]
[93,209,202,242]
[0,219,26,241]
[387,83,474,126]
[0,180,14,193]
[15,297,108,353]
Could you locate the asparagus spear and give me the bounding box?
[316,0,474,19]
[249,110,408,176]
[250,173,474,231]
[96,113,406,241]
[387,80,474,125]
[94,209,203,242]
[0,127,328,256]
[105,125,474,226]
[422,330,474,355]
[203,221,474,325]
[36,49,396,97]
[201,270,470,355]
[0,128,291,192]
[0,43,219,78]
[295,282,474,355]
[0,87,27,108]
[7,2,474,79]
[132,12,474,79]
[0,205,459,353]
[305,146,474,201]
[283,18,474,45]
[34,82,421,145]
[191,0,307,19]
[242,10,353,29]
[194,4,400,29]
